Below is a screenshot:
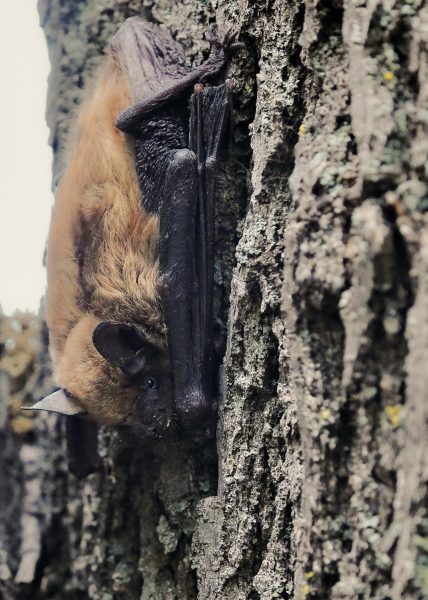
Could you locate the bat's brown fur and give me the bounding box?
[46,50,164,426]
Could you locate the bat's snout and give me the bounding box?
[136,397,176,439]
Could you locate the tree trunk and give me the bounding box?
[0,0,427,598]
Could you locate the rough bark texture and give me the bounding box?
[0,0,427,599]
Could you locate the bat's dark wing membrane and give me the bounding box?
[110,17,188,101]
[188,82,233,422]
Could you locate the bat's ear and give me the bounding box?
[92,322,147,375]
[23,389,86,416]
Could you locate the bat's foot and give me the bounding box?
[207,24,243,54]
[201,25,243,82]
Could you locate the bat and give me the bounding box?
[24,18,238,474]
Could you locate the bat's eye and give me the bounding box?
[145,377,157,390]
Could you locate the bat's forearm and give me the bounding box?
[158,148,210,426]
[117,66,218,131]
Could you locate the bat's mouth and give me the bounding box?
[136,408,177,439]
[148,415,175,438]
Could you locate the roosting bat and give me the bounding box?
[24,18,238,473]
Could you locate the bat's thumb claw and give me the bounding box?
[175,387,211,429]
[207,23,220,45]
[206,24,242,60]
[229,41,245,51]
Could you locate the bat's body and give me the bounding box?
[28,18,236,467]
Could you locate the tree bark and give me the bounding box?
[0,0,427,599]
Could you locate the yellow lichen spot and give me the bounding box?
[305,571,315,580]
[11,416,34,436]
[383,71,395,82]
[320,409,331,421]
[298,123,306,136]
[1,351,32,380]
[415,536,428,553]
[385,404,401,428]
[9,395,25,416]
[423,566,428,591]
[302,583,311,599]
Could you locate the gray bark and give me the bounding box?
[0,0,427,599]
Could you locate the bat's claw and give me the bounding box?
[206,24,220,47]
[199,25,242,84]
[222,28,239,48]
[207,24,242,56]
[229,41,245,51]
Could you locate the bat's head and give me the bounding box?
[30,318,174,439]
